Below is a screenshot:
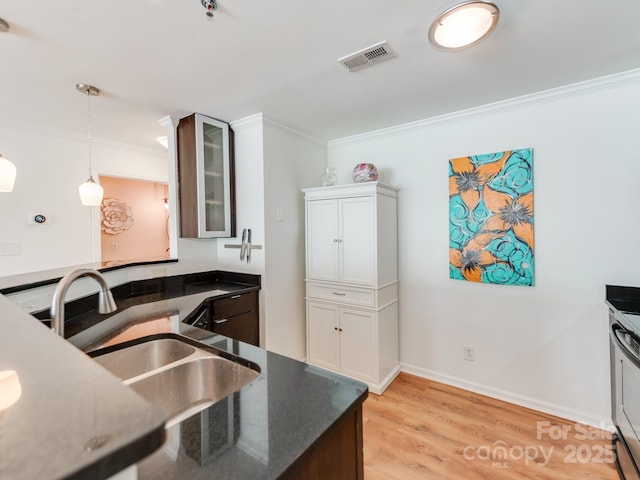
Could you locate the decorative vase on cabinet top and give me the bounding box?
[352,163,378,183]
[321,167,337,186]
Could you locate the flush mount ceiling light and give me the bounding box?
[429,1,499,51]
[76,83,104,207]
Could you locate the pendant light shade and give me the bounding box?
[0,370,21,416]
[429,1,499,50]
[0,154,16,192]
[76,83,103,206]
[79,177,104,206]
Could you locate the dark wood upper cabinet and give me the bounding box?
[177,113,236,238]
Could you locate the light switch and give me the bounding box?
[276,207,285,222]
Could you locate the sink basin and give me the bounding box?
[130,356,258,427]
[92,337,196,381]
[90,334,260,426]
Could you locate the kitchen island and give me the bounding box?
[0,270,368,479]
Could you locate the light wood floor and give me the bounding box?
[362,373,618,480]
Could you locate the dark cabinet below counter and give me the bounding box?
[288,406,364,479]
[187,290,259,346]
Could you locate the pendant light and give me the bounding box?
[429,1,499,51]
[0,370,21,419]
[76,83,104,206]
[0,154,17,192]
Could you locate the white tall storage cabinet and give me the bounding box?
[304,182,399,394]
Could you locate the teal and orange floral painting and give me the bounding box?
[449,148,534,286]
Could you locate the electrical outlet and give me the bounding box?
[463,345,475,362]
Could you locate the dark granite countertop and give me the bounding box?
[606,285,640,314]
[5,270,368,479]
[605,285,640,335]
[0,295,166,480]
[136,330,368,479]
[31,270,261,339]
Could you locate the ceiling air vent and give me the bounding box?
[338,41,396,72]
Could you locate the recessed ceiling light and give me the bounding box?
[428,1,499,51]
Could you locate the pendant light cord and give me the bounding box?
[86,90,93,179]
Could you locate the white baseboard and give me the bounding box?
[400,362,613,430]
[369,365,401,395]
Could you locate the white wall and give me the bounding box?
[218,114,266,273]
[262,118,327,360]
[217,115,267,343]
[327,70,640,426]
[1,117,219,310]
[218,114,327,359]
[0,121,168,277]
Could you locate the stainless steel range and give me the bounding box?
[607,285,640,479]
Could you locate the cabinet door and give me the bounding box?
[177,113,235,238]
[211,292,259,346]
[212,292,257,320]
[307,301,340,371]
[212,311,258,346]
[306,199,339,282]
[339,308,375,382]
[196,114,232,237]
[339,196,375,286]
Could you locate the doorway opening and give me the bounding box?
[98,175,170,266]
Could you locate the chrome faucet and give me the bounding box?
[50,268,117,338]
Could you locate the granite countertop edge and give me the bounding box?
[0,295,168,480]
[2,270,368,479]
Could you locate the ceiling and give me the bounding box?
[2,1,640,152]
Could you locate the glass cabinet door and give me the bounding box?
[177,113,234,238]
[196,115,229,234]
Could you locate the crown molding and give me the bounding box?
[329,67,640,147]
[157,115,179,130]
[261,115,327,149]
[0,117,166,157]
[230,113,264,131]
[230,112,326,149]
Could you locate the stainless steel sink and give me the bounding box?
[130,356,258,427]
[91,334,260,427]
[93,337,197,382]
